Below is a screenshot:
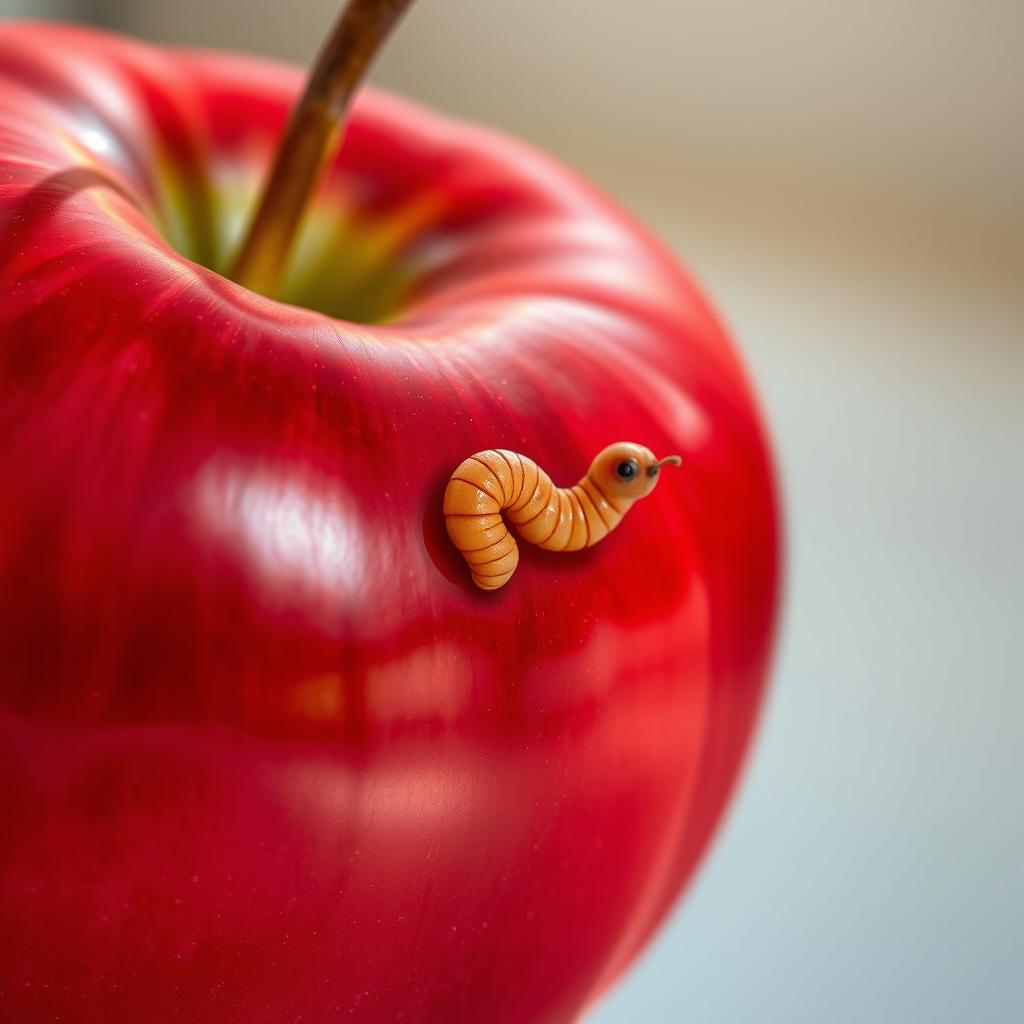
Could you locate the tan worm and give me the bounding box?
[444,442,681,590]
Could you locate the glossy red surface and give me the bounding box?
[0,22,780,1024]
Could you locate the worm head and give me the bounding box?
[589,442,682,501]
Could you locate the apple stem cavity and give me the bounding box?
[229,0,415,297]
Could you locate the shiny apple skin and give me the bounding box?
[0,21,780,1024]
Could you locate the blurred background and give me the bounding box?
[4,1,1020,1020]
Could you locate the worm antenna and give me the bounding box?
[649,454,682,476]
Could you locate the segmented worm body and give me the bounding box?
[444,443,681,590]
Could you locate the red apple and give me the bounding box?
[0,13,779,1024]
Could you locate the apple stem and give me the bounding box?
[228,0,415,296]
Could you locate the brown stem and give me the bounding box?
[229,0,415,296]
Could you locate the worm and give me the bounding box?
[444,442,681,590]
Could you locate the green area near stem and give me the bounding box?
[155,161,414,324]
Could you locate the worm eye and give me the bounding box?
[616,458,639,480]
